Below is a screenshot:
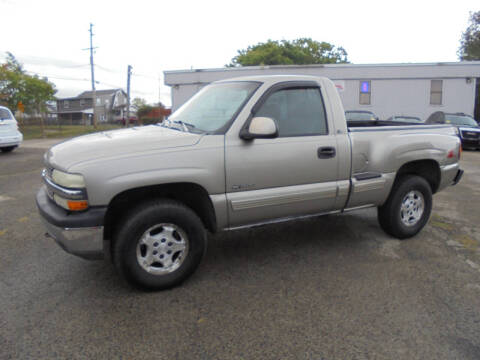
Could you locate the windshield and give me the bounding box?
[169,81,260,132]
[345,111,376,121]
[0,108,13,120]
[444,114,478,127]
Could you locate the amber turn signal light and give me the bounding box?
[67,200,89,211]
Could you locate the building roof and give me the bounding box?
[56,89,125,101]
[164,61,480,86]
[164,61,480,74]
[77,89,124,98]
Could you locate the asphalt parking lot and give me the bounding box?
[1,140,480,360]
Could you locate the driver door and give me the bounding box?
[225,82,339,228]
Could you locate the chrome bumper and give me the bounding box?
[42,218,104,260]
[37,186,106,260]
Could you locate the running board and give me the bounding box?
[224,204,376,231]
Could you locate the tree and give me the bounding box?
[136,104,154,120]
[0,53,25,110]
[0,52,56,114]
[131,97,147,112]
[136,102,167,125]
[458,11,480,61]
[228,38,349,67]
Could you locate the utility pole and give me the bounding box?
[158,74,161,105]
[126,65,132,127]
[88,23,97,128]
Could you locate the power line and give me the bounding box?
[95,64,122,73]
[0,51,91,69]
[24,71,92,82]
[95,80,123,88]
[132,72,158,80]
[25,70,158,97]
[95,65,158,81]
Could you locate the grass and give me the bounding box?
[20,124,123,140]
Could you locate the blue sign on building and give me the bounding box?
[361,81,370,93]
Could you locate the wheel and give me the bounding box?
[377,175,432,239]
[1,146,16,153]
[113,199,207,290]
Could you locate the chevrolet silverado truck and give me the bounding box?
[36,75,463,290]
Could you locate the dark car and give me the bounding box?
[425,112,480,150]
[386,115,423,123]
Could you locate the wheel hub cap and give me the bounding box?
[400,190,424,227]
[136,223,189,275]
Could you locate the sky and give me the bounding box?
[0,0,478,107]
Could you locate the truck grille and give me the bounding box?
[42,168,55,200]
[461,130,480,139]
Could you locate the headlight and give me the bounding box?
[52,169,86,188]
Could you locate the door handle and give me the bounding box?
[317,146,336,159]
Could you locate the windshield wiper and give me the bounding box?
[173,120,196,133]
[173,120,188,132]
[157,118,173,129]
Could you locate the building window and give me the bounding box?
[430,80,443,105]
[96,98,101,105]
[64,100,69,109]
[359,81,371,105]
[80,99,85,106]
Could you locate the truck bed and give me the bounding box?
[345,123,458,208]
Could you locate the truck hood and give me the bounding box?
[457,125,480,131]
[45,125,202,170]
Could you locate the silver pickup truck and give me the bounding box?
[36,75,463,290]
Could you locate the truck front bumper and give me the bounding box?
[36,187,107,260]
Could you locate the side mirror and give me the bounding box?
[240,117,278,140]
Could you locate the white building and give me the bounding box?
[164,62,480,121]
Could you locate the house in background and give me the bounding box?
[46,101,57,123]
[56,89,128,124]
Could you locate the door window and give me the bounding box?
[255,87,328,137]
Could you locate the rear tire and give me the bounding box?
[113,199,207,290]
[1,146,16,153]
[378,175,432,239]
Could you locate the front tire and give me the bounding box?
[378,175,432,239]
[113,199,207,290]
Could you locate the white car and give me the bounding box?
[0,106,23,153]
